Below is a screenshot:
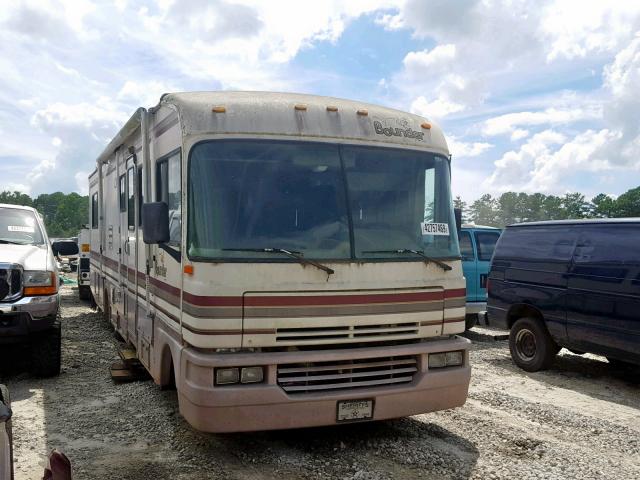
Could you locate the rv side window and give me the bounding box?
[91,193,98,229]
[138,168,143,227]
[119,174,126,212]
[156,150,181,246]
[127,167,135,229]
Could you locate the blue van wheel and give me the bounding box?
[509,317,559,372]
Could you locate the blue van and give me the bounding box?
[459,225,502,329]
[487,219,640,372]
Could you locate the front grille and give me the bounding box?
[276,322,420,344]
[0,265,22,302]
[277,355,418,394]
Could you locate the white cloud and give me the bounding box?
[482,106,602,137]
[410,95,465,119]
[403,44,456,78]
[447,136,492,158]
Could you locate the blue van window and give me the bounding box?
[459,231,474,260]
[475,231,500,261]
[494,226,577,262]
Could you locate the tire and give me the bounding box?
[509,317,559,372]
[31,321,62,378]
[1,384,14,480]
[465,314,477,330]
[607,357,636,369]
[78,285,91,301]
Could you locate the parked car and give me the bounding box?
[487,218,640,372]
[459,224,501,329]
[1,384,13,480]
[0,203,70,377]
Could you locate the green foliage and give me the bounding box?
[0,191,88,238]
[467,186,639,227]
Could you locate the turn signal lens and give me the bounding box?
[81,244,90,252]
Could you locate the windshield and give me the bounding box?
[188,140,459,261]
[0,207,45,245]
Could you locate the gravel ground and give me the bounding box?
[1,283,639,480]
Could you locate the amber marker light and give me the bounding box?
[81,243,90,252]
[212,106,226,113]
[357,109,368,116]
[183,265,194,275]
[294,104,307,111]
[421,122,432,129]
[326,106,338,112]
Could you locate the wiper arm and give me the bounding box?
[0,239,25,245]
[362,249,452,272]
[223,248,335,276]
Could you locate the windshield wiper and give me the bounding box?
[222,248,335,276]
[0,239,27,245]
[362,249,452,271]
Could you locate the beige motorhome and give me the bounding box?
[88,91,470,432]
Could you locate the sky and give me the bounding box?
[0,0,639,202]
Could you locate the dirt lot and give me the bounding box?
[1,283,639,480]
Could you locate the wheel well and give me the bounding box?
[507,304,544,329]
[160,344,176,388]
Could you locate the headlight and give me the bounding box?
[23,271,57,296]
[428,350,464,369]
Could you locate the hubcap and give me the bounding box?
[515,328,537,362]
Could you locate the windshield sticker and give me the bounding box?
[421,222,449,236]
[8,225,35,233]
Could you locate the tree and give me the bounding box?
[469,194,500,227]
[0,191,32,207]
[561,192,589,219]
[615,186,640,217]
[591,193,617,218]
[453,196,468,222]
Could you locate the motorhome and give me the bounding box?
[88,91,470,432]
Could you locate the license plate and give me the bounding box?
[337,399,374,422]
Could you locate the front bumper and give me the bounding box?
[0,294,59,342]
[177,336,471,433]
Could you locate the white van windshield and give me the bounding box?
[188,140,459,261]
[0,207,45,246]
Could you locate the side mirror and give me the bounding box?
[142,202,170,244]
[52,240,79,257]
[454,208,462,231]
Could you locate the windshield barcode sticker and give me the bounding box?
[8,225,34,233]
[421,222,449,236]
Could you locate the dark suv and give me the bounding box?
[487,219,640,372]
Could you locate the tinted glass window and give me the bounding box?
[459,231,474,260]
[495,226,577,262]
[119,174,126,212]
[91,193,98,229]
[156,151,182,246]
[475,231,501,261]
[188,141,349,260]
[573,224,640,265]
[342,146,459,259]
[127,167,135,229]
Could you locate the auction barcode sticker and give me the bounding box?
[8,225,34,233]
[421,222,450,236]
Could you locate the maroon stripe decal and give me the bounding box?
[445,288,466,298]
